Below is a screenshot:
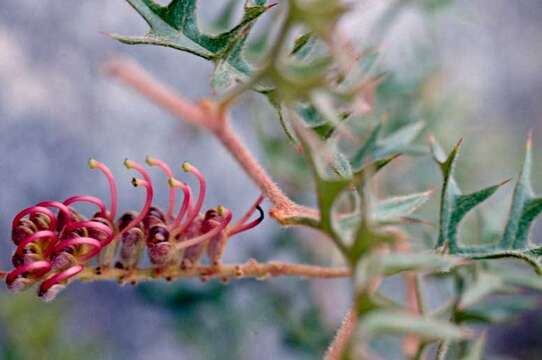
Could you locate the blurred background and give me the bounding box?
[0,1,541,359]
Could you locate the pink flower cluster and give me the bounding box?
[6,157,264,301]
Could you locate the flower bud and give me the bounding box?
[117,227,145,269]
[146,224,171,266]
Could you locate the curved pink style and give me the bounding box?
[12,206,57,233]
[176,208,232,251]
[63,220,113,244]
[63,195,108,217]
[116,177,153,238]
[89,159,118,221]
[53,237,102,261]
[146,156,177,220]
[15,230,57,256]
[36,201,73,226]
[228,195,265,236]
[6,260,52,286]
[168,178,192,231]
[180,163,206,231]
[38,264,84,296]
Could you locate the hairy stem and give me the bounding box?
[324,306,357,360]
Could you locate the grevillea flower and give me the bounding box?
[6,157,264,301]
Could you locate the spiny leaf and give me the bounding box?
[501,137,542,249]
[114,0,271,90]
[431,138,508,253]
[433,135,542,273]
[350,121,425,171]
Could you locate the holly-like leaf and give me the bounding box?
[113,0,271,91]
[433,135,542,273]
[431,138,508,254]
[500,136,542,250]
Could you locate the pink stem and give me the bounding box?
[63,195,108,217]
[6,260,52,285]
[146,156,176,220]
[176,208,232,251]
[89,159,118,221]
[12,206,57,233]
[15,230,57,256]
[36,201,73,226]
[116,177,153,238]
[181,162,206,230]
[168,178,192,231]
[53,237,102,261]
[38,264,83,295]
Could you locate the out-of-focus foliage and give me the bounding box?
[0,294,97,360]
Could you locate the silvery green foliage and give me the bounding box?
[113,1,542,358]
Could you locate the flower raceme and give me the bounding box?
[6,157,264,301]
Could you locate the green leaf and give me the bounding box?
[291,32,317,60]
[491,267,542,290]
[356,253,461,289]
[458,297,538,324]
[338,48,380,91]
[501,137,542,249]
[372,190,433,224]
[114,0,271,91]
[350,121,425,171]
[337,190,432,233]
[289,0,348,37]
[350,221,395,265]
[360,310,467,341]
[432,135,542,273]
[431,138,508,254]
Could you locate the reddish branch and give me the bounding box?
[104,59,318,225]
